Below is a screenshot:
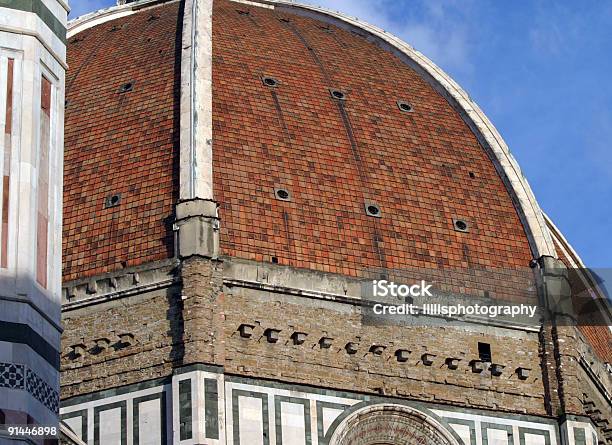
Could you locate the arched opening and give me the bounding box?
[328,404,460,445]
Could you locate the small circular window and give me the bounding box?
[330,89,346,100]
[262,76,279,87]
[453,219,469,232]
[274,188,291,201]
[397,100,413,113]
[119,81,134,93]
[105,193,121,209]
[365,202,382,218]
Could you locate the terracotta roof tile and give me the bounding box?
[63,2,181,281]
[212,0,533,299]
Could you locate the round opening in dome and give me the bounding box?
[275,188,291,201]
[365,203,381,217]
[105,193,121,209]
[330,89,346,100]
[454,219,468,232]
[397,100,413,113]
[262,76,279,87]
[119,82,134,93]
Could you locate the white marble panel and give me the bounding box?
[99,407,122,445]
[524,433,546,445]
[239,396,264,445]
[488,428,510,445]
[280,401,305,445]
[63,416,82,439]
[451,423,472,445]
[321,407,343,437]
[138,398,162,445]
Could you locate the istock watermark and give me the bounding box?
[371,302,537,319]
[362,277,542,326]
[359,268,611,327]
[369,279,536,319]
[372,279,433,298]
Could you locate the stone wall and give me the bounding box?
[62,255,611,429]
[219,282,547,416]
[554,323,612,442]
[61,255,547,414]
[180,256,225,365]
[59,256,225,400]
[60,286,183,399]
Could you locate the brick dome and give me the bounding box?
[64,0,536,280]
[63,0,610,361]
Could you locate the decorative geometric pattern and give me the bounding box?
[0,362,25,389]
[0,362,59,413]
[27,368,59,413]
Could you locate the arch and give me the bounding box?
[328,404,462,445]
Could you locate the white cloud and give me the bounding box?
[402,21,472,73]
[529,23,564,56]
[304,0,476,74]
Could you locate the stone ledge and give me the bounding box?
[175,198,218,220]
[61,259,179,310]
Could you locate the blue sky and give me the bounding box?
[71,1,612,267]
